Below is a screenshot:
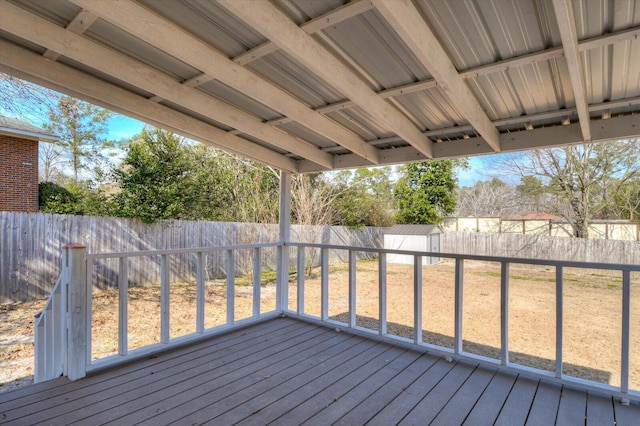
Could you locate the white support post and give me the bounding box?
[500,262,509,365]
[379,252,387,335]
[118,256,128,356]
[454,258,464,355]
[414,255,423,345]
[349,250,357,327]
[65,244,88,381]
[226,249,235,325]
[321,247,329,321]
[556,266,564,378]
[621,269,631,405]
[297,246,305,315]
[277,171,292,313]
[196,251,205,333]
[160,254,170,344]
[252,247,261,317]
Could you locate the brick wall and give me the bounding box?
[0,134,39,212]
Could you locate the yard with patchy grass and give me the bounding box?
[1,259,638,394]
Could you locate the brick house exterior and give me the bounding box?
[0,116,58,212]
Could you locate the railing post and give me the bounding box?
[621,269,631,405]
[414,255,423,345]
[500,261,509,365]
[252,247,262,317]
[321,247,329,321]
[226,249,235,325]
[454,258,464,355]
[196,251,205,333]
[160,254,170,344]
[379,252,387,335]
[277,171,291,313]
[64,244,88,381]
[297,246,305,315]
[556,266,564,378]
[118,256,128,356]
[349,250,356,327]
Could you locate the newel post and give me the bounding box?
[64,243,88,381]
[276,171,292,312]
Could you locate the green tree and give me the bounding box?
[112,128,250,224]
[38,179,110,216]
[394,160,457,224]
[44,96,113,184]
[113,128,197,223]
[332,167,394,227]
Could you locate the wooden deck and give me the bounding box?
[1,318,638,425]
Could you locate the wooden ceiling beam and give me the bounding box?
[218,0,434,159]
[372,0,501,153]
[299,114,640,173]
[233,0,375,66]
[552,0,591,142]
[72,0,379,165]
[0,40,299,172]
[0,0,332,168]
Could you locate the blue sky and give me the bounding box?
[100,114,503,187]
[104,115,145,141]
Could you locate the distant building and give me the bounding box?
[0,116,58,212]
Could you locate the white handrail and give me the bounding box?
[287,242,640,404]
[34,274,64,383]
[85,243,281,374]
[34,240,638,405]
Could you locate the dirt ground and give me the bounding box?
[1,259,638,394]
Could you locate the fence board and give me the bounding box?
[442,232,640,265]
[0,213,383,304]
[4,212,637,304]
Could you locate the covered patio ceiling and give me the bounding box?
[0,0,639,173]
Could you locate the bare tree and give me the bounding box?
[503,140,640,238]
[455,178,521,217]
[0,73,60,121]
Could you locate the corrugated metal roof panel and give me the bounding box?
[2,0,639,171]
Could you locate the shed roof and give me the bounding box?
[383,224,443,236]
[1,0,638,172]
[0,115,58,142]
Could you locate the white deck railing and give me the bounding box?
[35,241,638,404]
[34,275,63,383]
[287,242,639,405]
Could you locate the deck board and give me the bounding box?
[1,317,638,426]
[525,381,562,425]
[429,366,497,426]
[585,391,615,425]
[556,387,587,425]
[463,370,518,425]
[494,376,539,425]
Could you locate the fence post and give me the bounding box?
[64,244,88,381]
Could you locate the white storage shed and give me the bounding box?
[383,225,443,266]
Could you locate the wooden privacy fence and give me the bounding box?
[3,212,639,304]
[0,212,382,304]
[442,231,640,265]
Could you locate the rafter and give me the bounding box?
[260,24,640,131]
[0,0,333,168]
[232,0,375,66]
[552,0,591,142]
[218,0,434,159]
[299,114,640,173]
[371,0,500,153]
[71,0,379,165]
[42,9,97,60]
[0,41,299,172]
